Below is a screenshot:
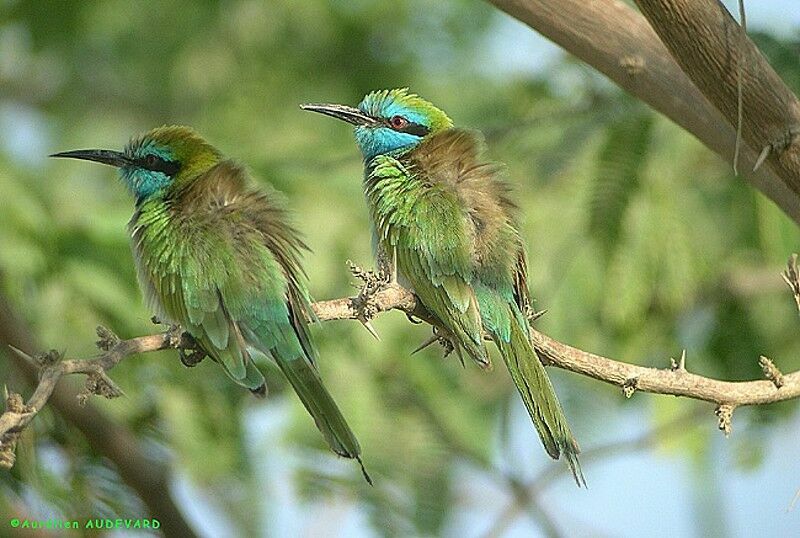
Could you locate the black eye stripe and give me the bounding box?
[137,155,180,176]
[402,122,430,137]
[385,118,429,137]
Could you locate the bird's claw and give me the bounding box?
[405,312,423,324]
[167,328,206,367]
[179,348,206,368]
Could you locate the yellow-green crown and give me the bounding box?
[358,88,453,134]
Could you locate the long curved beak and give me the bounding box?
[300,103,378,126]
[49,149,131,168]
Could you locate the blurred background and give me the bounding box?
[2,0,800,536]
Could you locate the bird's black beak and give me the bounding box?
[49,149,131,168]
[300,103,378,127]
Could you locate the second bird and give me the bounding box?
[303,89,583,485]
[51,126,368,481]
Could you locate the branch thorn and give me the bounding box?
[758,355,784,388]
[7,345,33,365]
[753,145,770,171]
[411,333,440,354]
[671,349,687,371]
[359,318,381,341]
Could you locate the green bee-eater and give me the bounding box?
[303,90,583,485]
[51,126,368,481]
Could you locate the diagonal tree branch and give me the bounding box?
[634,0,800,190]
[484,0,800,224]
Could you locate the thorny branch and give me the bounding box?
[3,257,800,470]
[0,325,197,469]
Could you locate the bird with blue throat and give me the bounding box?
[302,89,584,485]
[51,126,370,483]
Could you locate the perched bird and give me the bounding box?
[51,126,369,481]
[303,90,583,485]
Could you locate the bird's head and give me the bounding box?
[302,88,453,162]
[51,125,222,202]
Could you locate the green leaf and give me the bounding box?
[589,111,654,257]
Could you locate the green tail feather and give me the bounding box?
[497,316,585,487]
[242,359,267,398]
[452,328,490,368]
[209,343,266,396]
[273,353,371,484]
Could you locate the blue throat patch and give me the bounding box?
[354,126,422,162]
[120,143,175,201]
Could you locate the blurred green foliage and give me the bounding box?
[1,1,799,535]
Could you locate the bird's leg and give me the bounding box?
[347,246,400,340]
[375,244,398,285]
[348,260,386,340]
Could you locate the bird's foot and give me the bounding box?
[525,305,548,324]
[163,326,206,368]
[145,318,207,367]
[348,260,391,340]
[412,327,458,361]
[179,347,206,368]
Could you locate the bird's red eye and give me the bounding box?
[389,115,408,129]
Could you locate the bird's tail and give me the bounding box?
[242,360,268,398]
[212,342,268,397]
[496,313,585,486]
[274,353,371,484]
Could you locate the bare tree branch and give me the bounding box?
[0,327,193,470]
[5,256,800,474]
[634,0,800,190]
[0,294,199,538]
[484,0,800,224]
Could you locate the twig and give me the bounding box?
[781,254,800,313]
[315,282,800,406]
[1,326,196,469]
